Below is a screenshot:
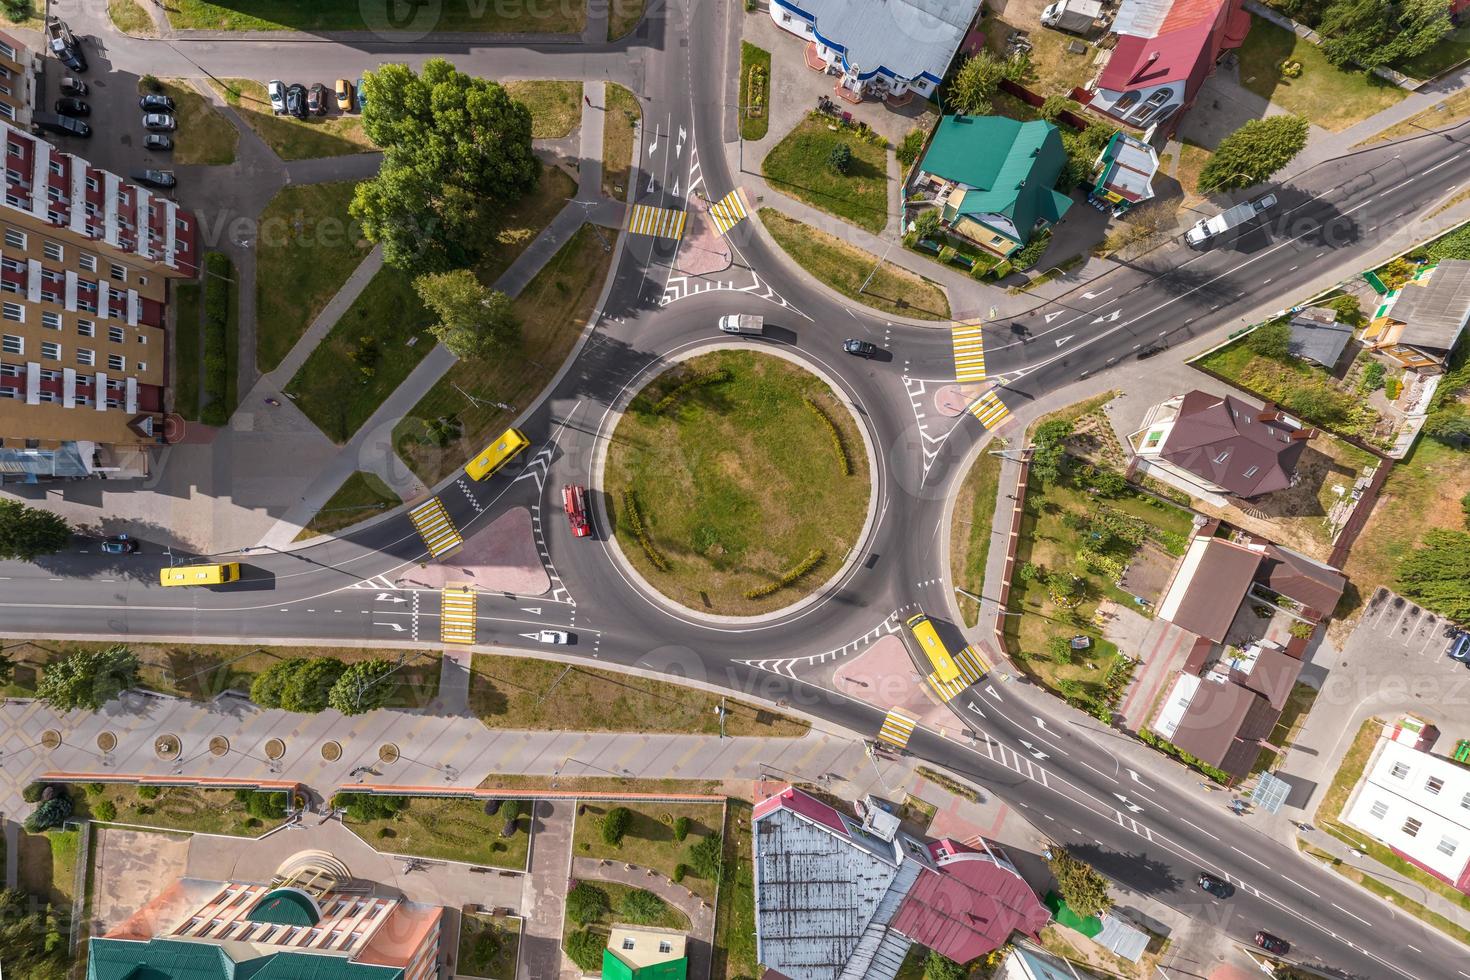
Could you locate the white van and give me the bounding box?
[718,314,764,335]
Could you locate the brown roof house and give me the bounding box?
[1127,391,1315,504]
[1363,259,1470,373]
[1147,530,1345,779]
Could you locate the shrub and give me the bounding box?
[1361,360,1386,391]
[673,863,688,882]
[601,806,632,845]
[1047,635,1076,665]
[21,783,44,804]
[650,367,732,415]
[87,783,106,795]
[1288,621,1315,640]
[925,950,966,980]
[621,490,671,572]
[1462,490,1470,529]
[937,244,958,266]
[673,816,691,841]
[93,800,117,822]
[689,832,724,881]
[745,549,825,600]
[26,796,72,832]
[1039,94,1072,121]
[827,142,853,175]
[1138,728,1230,783]
[336,793,407,823]
[1385,376,1402,400]
[896,128,927,168]
[910,208,941,241]
[377,827,393,839]
[802,396,851,475]
[618,887,668,923]
[1010,230,1050,272]
[1248,319,1292,360]
[565,882,610,925]
[565,929,605,971]
[246,791,287,820]
[137,785,160,800]
[502,799,522,823]
[1378,257,1418,290]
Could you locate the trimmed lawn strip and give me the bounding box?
[952,449,1003,628]
[572,801,723,900]
[602,84,641,200]
[762,116,891,233]
[200,253,235,427]
[608,0,645,40]
[294,471,398,541]
[110,0,155,34]
[395,223,610,484]
[1235,18,1405,132]
[72,784,287,837]
[1299,843,1470,946]
[284,265,435,443]
[1397,36,1470,82]
[474,164,578,285]
[1362,86,1470,145]
[19,830,77,910]
[759,208,949,321]
[148,79,237,165]
[168,0,586,33]
[344,796,530,869]
[468,654,807,737]
[739,42,772,141]
[254,180,369,372]
[458,912,521,980]
[711,799,757,980]
[171,282,202,421]
[605,350,871,615]
[504,81,581,139]
[210,78,375,160]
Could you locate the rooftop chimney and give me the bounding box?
[1289,428,1317,442]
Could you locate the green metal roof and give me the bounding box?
[247,888,321,927]
[87,939,404,980]
[602,948,689,980]
[918,115,1072,243]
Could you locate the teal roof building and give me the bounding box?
[87,938,405,980]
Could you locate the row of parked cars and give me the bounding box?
[266,78,361,119]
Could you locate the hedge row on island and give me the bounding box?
[621,490,670,571]
[802,396,851,475]
[746,549,825,600]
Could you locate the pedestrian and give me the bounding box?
[584,94,592,108]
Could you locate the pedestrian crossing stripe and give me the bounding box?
[407,496,462,560]
[628,204,688,240]
[440,585,476,644]
[970,390,1010,429]
[877,708,917,749]
[952,322,987,382]
[926,646,991,702]
[709,190,749,236]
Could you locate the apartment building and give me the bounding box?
[0,30,39,128]
[0,119,198,482]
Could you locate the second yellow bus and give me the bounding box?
[906,612,960,684]
[159,563,241,587]
[466,428,530,481]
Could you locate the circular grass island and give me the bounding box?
[606,349,871,616]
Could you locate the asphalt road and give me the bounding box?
[2,2,1468,977]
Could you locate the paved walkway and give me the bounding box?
[521,801,575,980]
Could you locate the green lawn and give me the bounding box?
[952,449,1003,627]
[760,209,949,320]
[1236,17,1405,132]
[563,881,691,966]
[211,79,375,161]
[254,180,370,372]
[394,222,609,484]
[171,282,202,421]
[603,84,641,200]
[344,796,531,869]
[110,0,155,35]
[763,117,891,233]
[711,800,757,980]
[606,349,872,614]
[474,164,578,285]
[19,830,77,910]
[739,42,772,141]
[284,265,435,443]
[504,81,582,139]
[459,913,521,980]
[147,79,237,165]
[468,655,807,737]
[0,0,42,29]
[608,0,645,39]
[167,0,585,33]
[572,801,724,900]
[1397,35,1470,82]
[76,784,288,837]
[294,471,399,540]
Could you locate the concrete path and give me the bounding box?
[520,800,575,980]
[437,649,473,716]
[263,246,385,393]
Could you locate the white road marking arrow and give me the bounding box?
[671,178,680,198]
[676,125,686,157]
[1092,310,1122,324]
[521,606,542,615]
[1018,739,1049,760]
[985,685,1004,702]
[1054,335,1073,347]
[1044,311,1064,323]
[1081,287,1113,299]
[966,700,986,719]
[373,622,407,632]
[1113,793,1145,813]
[648,128,659,156]
[646,172,657,193]
[1034,716,1051,731]
[375,593,406,603]
[1127,769,1157,790]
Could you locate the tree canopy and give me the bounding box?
[249,657,347,713]
[1321,0,1450,69]
[1198,116,1309,192]
[36,645,137,712]
[1397,529,1470,621]
[0,499,71,561]
[946,51,1029,116]
[414,269,519,360]
[353,59,538,274]
[327,659,398,715]
[1048,847,1112,917]
[1029,418,1075,483]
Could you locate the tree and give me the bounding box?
[1048,847,1112,917]
[601,805,632,845]
[1320,0,1397,67]
[1425,403,1470,445]
[1248,319,1292,361]
[352,60,538,274]
[1388,0,1454,64]
[565,882,610,925]
[250,658,300,708]
[565,929,605,971]
[896,128,927,168]
[1197,116,1309,192]
[36,645,137,711]
[828,141,853,175]
[280,658,346,713]
[24,795,72,833]
[0,499,70,561]
[925,950,967,980]
[1048,635,1077,664]
[414,269,519,360]
[1029,418,1074,483]
[618,887,669,923]
[910,207,942,243]
[1039,95,1072,122]
[328,659,398,715]
[1397,529,1470,621]
[947,50,1028,116]
[0,889,68,980]
[1058,122,1117,192]
[674,815,691,841]
[689,832,725,881]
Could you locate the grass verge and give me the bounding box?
[602,84,640,200]
[200,253,234,427]
[1362,86,1470,145]
[505,80,582,139]
[468,654,807,737]
[72,784,288,837]
[608,0,645,39]
[762,116,890,233]
[474,164,578,285]
[167,0,586,32]
[759,208,949,320]
[952,449,1003,628]
[459,912,521,980]
[343,796,530,869]
[711,799,756,980]
[1298,842,1470,946]
[210,78,375,160]
[19,830,77,909]
[1236,17,1405,132]
[294,471,399,540]
[171,282,202,421]
[146,79,237,165]
[110,0,155,35]
[739,42,772,141]
[572,801,723,900]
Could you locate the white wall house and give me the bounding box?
[1344,734,1470,892]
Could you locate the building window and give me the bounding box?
[41,311,61,331]
[39,290,58,305]
[177,216,190,232]
[107,353,125,372]
[0,280,18,295]
[1,301,21,322]
[136,334,147,345]
[0,40,15,60]
[1439,836,1459,857]
[2,227,23,249]
[1461,792,1470,811]
[5,138,19,156]
[136,361,146,372]
[0,334,20,354]
[658,941,673,954]
[622,938,636,951]
[1427,776,1445,795]
[1390,762,1410,780]
[40,341,60,361]
[76,318,93,337]
[85,175,98,192]
[38,369,58,382]
[109,263,127,282]
[1368,799,1389,820]
[79,252,96,272]
[0,361,18,375]
[106,397,121,409]
[76,348,93,366]
[48,160,62,177]
[108,325,124,344]
[1403,816,1423,838]
[42,240,62,261]
[37,390,57,403]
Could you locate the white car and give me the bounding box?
[535,630,569,645]
[267,79,286,115]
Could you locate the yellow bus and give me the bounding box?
[159,562,241,587]
[906,612,959,684]
[466,427,530,481]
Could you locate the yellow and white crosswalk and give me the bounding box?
[440,585,477,644]
[407,497,462,560]
[709,190,749,236]
[951,322,987,382]
[925,645,992,702]
[969,390,1010,429]
[628,204,688,240]
[877,707,917,749]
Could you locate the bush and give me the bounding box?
[93,800,117,822]
[621,490,671,572]
[896,128,927,168]
[1248,319,1292,361]
[199,253,234,427]
[502,799,522,823]
[1462,490,1470,529]
[1361,360,1386,391]
[689,832,724,881]
[1385,376,1402,400]
[26,796,72,832]
[335,792,407,822]
[827,142,853,175]
[650,368,732,415]
[1288,621,1315,640]
[673,816,691,841]
[87,783,106,795]
[618,887,669,924]
[925,950,967,980]
[246,791,287,820]
[1039,94,1072,122]
[673,863,687,883]
[910,208,941,242]
[745,549,825,600]
[601,806,632,845]
[937,244,958,266]
[565,929,605,972]
[1010,230,1050,272]
[566,882,610,925]
[802,396,851,475]
[137,785,160,800]
[21,783,44,804]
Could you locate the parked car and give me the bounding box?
[563,484,591,538]
[54,97,89,117]
[1253,932,1290,956]
[139,93,176,113]
[267,79,286,115]
[1448,630,1470,663]
[1196,873,1232,899]
[142,112,176,132]
[285,83,307,119]
[131,170,176,190]
[31,113,89,139]
[307,82,328,116]
[99,534,138,555]
[843,338,878,358]
[144,133,173,152]
[335,78,353,112]
[60,76,87,96]
[46,19,87,73]
[356,76,367,111]
[535,630,569,645]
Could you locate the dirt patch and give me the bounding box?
[91,827,191,936]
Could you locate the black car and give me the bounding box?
[285,83,307,119]
[843,338,878,358]
[31,113,90,139]
[1196,873,1232,899]
[60,76,87,96]
[54,97,89,117]
[144,133,173,152]
[138,93,176,113]
[307,82,328,116]
[131,169,176,190]
[1254,931,1290,956]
